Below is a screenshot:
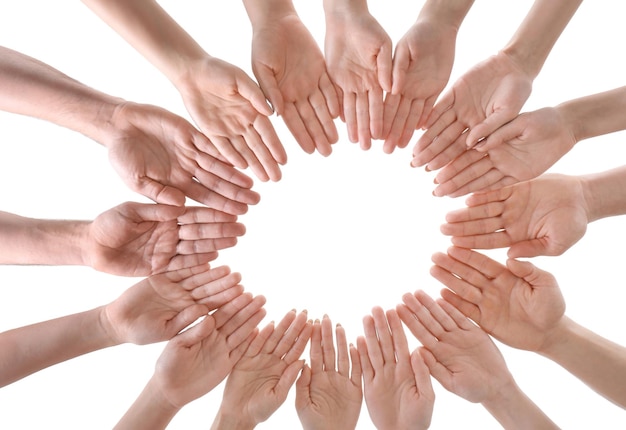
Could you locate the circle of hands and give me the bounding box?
[6,0,611,428]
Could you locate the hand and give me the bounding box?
[357,307,434,430]
[250,11,340,156]
[431,107,578,197]
[102,264,246,345]
[397,290,513,404]
[431,246,566,352]
[382,18,456,153]
[150,292,267,409]
[176,56,287,182]
[441,174,589,257]
[104,101,260,213]
[324,6,392,149]
[412,52,532,170]
[88,202,245,276]
[296,315,362,430]
[213,310,312,428]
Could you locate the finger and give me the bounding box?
[344,91,358,144]
[196,284,245,311]
[508,239,551,258]
[434,148,490,184]
[253,115,287,165]
[185,265,240,293]
[135,176,186,207]
[210,135,248,170]
[506,258,556,286]
[188,170,259,215]
[171,314,216,348]
[349,343,362,386]
[274,311,308,363]
[371,306,395,364]
[336,323,350,377]
[235,73,274,116]
[434,157,500,198]
[265,309,298,355]
[230,329,258,364]
[414,290,458,332]
[362,314,384,369]
[396,301,438,349]
[282,102,316,154]
[465,186,512,208]
[235,133,273,183]
[253,63,285,115]
[397,98,424,149]
[436,298,476,331]
[121,202,184,222]
[383,95,410,153]
[226,307,267,351]
[275,359,306,400]
[356,91,372,150]
[164,303,210,339]
[425,131,471,172]
[368,87,384,140]
[178,221,246,241]
[446,170,512,199]
[476,118,524,152]
[212,292,253,328]
[309,320,323,373]
[321,314,336,371]
[319,72,341,119]
[296,100,333,157]
[446,246,508,280]
[310,89,339,145]
[440,288,481,322]
[441,215,504,238]
[418,347,451,389]
[376,40,393,93]
[442,201,504,227]
[466,109,518,149]
[416,95,437,131]
[410,349,435,397]
[390,42,409,95]
[245,320,276,357]
[430,264,483,306]
[356,336,374,381]
[382,92,401,142]
[165,253,218,273]
[283,319,313,364]
[386,309,410,364]
[295,364,312,403]
[191,132,230,163]
[450,231,513,251]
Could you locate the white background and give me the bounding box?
[0,1,625,428]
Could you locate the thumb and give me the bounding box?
[275,360,305,399]
[507,238,548,258]
[377,41,393,93]
[253,63,285,115]
[135,177,186,207]
[506,258,557,287]
[165,304,210,340]
[466,109,516,150]
[121,201,184,223]
[295,364,312,409]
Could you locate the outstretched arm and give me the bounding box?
[397,289,559,429]
[81,0,286,182]
[0,263,245,387]
[432,246,626,408]
[0,203,245,276]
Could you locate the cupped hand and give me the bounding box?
[105,101,260,213]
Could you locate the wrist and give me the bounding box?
[416,0,474,32]
[243,0,298,28]
[211,409,256,430]
[323,0,369,16]
[98,305,126,347]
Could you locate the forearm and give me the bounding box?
[557,86,626,143]
[415,0,475,31]
[322,0,368,15]
[481,380,559,429]
[0,306,118,387]
[81,0,208,89]
[0,46,123,143]
[580,165,626,222]
[210,409,256,430]
[115,378,180,430]
[0,211,89,266]
[243,0,298,27]
[538,316,626,408]
[501,0,583,79]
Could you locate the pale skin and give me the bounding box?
[114,292,267,430]
[382,0,474,153]
[440,168,626,257]
[295,315,363,430]
[357,307,434,430]
[0,263,246,387]
[397,289,559,429]
[81,0,286,183]
[430,86,626,197]
[323,0,392,150]
[431,246,626,408]
[211,309,312,429]
[0,46,259,211]
[0,202,245,276]
[243,0,340,157]
[412,0,583,171]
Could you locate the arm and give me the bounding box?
[432,247,626,408]
[323,0,392,150]
[397,290,558,429]
[116,292,267,430]
[81,0,286,182]
[243,0,340,156]
[0,203,245,276]
[211,309,311,429]
[0,263,245,386]
[382,0,474,152]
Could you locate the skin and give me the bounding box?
[431,246,626,408]
[357,307,434,430]
[244,0,340,157]
[115,293,268,430]
[0,263,246,387]
[323,0,392,150]
[211,310,312,429]
[81,0,286,182]
[0,202,245,276]
[295,315,363,430]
